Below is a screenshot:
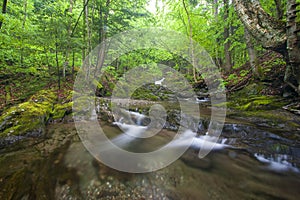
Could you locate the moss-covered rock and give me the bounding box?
[51,102,73,121]
[228,95,285,111]
[0,90,57,138]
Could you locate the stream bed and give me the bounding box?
[0,99,300,200]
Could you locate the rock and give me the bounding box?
[0,90,57,146]
[51,102,73,122]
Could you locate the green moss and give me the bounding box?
[52,102,73,120]
[228,95,285,111]
[0,90,57,137]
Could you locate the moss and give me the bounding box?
[5,85,11,103]
[0,90,57,137]
[52,102,73,120]
[231,83,266,97]
[228,95,285,111]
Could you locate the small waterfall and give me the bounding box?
[127,111,146,126]
[196,97,210,103]
[111,123,147,146]
[155,77,165,85]
[168,130,229,150]
[112,122,147,138]
[254,153,299,172]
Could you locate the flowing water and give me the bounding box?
[0,100,300,200]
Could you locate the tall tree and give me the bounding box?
[182,0,198,82]
[223,0,232,72]
[244,27,259,77]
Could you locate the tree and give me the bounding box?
[233,0,300,94]
[244,27,259,78]
[0,0,8,29]
[223,0,232,72]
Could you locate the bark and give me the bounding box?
[85,0,91,53]
[233,0,300,94]
[213,0,222,67]
[274,0,284,19]
[233,0,286,52]
[0,0,8,29]
[183,0,198,82]
[95,0,110,76]
[286,0,300,92]
[223,0,232,72]
[244,27,259,77]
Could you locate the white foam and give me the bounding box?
[196,97,210,103]
[155,77,165,85]
[127,111,146,125]
[168,130,229,151]
[254,153,299,173]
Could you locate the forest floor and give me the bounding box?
[0,51,298,113]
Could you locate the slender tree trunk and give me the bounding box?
[72,51,75,77]
[82,0,87,63]
[0,0,8,29]
[213,0,221,67]
[20,0,27,67]
[55,33,61,90]
[183,0,197,82]
[95,0,110,75]
[244,27,259,78]
[63,0,74,78]
[44,47,50,71]
[274,0,284,19]
[223,0,232,73]
[85,0,91,53]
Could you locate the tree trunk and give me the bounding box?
[233,0,286,52]
[72,51,75,78]
[85,0,91,53]
[233,0,300,94]
[244,27,259,78]
[55,34,61,90]
[0,0,8,29]
[82,0,87,63]
[223,0,232,73]
[63,0,74,78]
[95,0,110,76]
[274,0,284,20]
[20,0,27,67]
[213,0,222,67]
[183,0,197,82]
[286,0,300,92]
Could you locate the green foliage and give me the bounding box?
[239,69,249,77]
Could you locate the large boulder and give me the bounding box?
[0,90,57,146]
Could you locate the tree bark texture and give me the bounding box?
[244,27,259,77]
[233,0,286,52]
[233,0,300,93]
[286,0,300,92]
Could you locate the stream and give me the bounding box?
[0,98,300,200]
